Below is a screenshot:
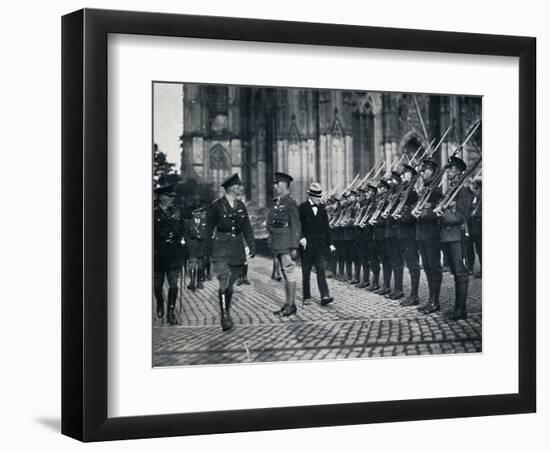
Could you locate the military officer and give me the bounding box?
[413,158,443,314]
[203,174,255,331]
[271,172,302,317]
[153,184,185,325]
[436,156,470,320]
[183,204,207,291]
[396,164,421,306]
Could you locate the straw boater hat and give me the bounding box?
[307,182,322,198]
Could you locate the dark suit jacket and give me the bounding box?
[299,200,332,257]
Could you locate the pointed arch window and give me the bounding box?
[209,144,231,187]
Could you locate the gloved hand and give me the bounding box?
[329,244,336,253]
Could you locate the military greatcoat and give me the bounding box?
[203,196,255,266]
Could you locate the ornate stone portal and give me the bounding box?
[180,84,481,206]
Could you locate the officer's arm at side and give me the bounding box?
[203,203,217,257]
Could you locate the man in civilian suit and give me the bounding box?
[299,183,336,307]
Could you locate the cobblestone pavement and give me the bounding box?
[153,256,482,366]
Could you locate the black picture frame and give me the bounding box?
[61,8,536,442]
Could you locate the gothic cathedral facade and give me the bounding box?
[180,84,481,205]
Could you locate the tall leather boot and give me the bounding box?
[154,286,164,319]
[167,287,178,325]
[357,260,371,288]
[350,259,361,284]
[447,278,469,320]
[417,273,432,311]
[402,270,420,306]
[219,290,234,331]
[367,268,380,291]
[187,269,196,291]
[378,263,392,295]
[337,258,345,281]
[424,273,442,314]
[205,261,212,280]
[388,265,404,300]
[345,258,353,282]
[197,268,205,289]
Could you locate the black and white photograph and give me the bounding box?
[152,82,482,366]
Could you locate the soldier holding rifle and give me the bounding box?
[370,179,392,295]
[383,171,405,300]
[412,158,443,314]
[434,156,479,320]
[356,183,379,289]
[394,164,421,306]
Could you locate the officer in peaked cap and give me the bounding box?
[153,183,185,325]
[420,157,438,173]
[203,173,255,331]
[271,172,302,317]
[401,163,418,177]
[448,155,467,172]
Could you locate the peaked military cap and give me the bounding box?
[448,155,467,172]
[390,170,402,182]
[221,173,242,189]
[402,164,418,176]
[378,179,389,190]
[274,172,293,184]
[421,157,438,171]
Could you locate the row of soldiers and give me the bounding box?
[324,154,482,320]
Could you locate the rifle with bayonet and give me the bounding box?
[434,162,482,216]
[412,121,481,217]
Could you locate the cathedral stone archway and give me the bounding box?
[208,144,231,188]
